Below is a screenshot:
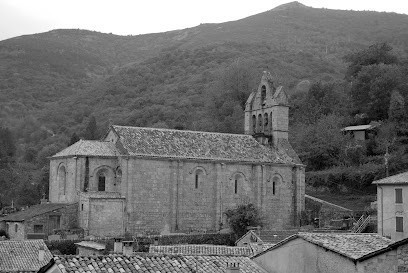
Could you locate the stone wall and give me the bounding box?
[397,244,408,273]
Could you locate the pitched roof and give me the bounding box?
[342,124,376,131]
[236,229,305,245]
[75,241,106,250]
[253,232,394,261]
[53,253,268,273]
[149,244,253,256]
[111,125,298,164]
[0,203,71,222]
[0,240,53,272]
[52,140,119,158]
[373,171,408,185]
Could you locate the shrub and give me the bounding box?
[224,203,263,237]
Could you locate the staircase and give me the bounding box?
[351,214,371,233]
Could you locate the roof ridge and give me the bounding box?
[112,125,252,138]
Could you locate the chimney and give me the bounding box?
[122,241,133,256]
[226,262,240,273]
[113,237,124,253]
[38,246,45,262]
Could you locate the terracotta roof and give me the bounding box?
[75,241,106,250]
[52,140,119,158]
[0,240,53,272]
[111,125,298,164]
[53,253,268,273]
[0,203,71,222]
[253,233,394,261]
[149,244,253,256]
[373,171,408,184]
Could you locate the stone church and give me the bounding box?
[49,71,305,236]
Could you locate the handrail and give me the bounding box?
[351,215,365,233]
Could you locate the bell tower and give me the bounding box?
[244,71,289,146]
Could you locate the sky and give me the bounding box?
[0,0,407,41]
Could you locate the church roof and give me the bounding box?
[52,139,119,158]
[0,203,72,222]
[111,125,298,164]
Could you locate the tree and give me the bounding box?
[84,116,98,140]
[344,42,398,79]
[0,127,16,166]
[224,203,263,237]
[68,132,80,146]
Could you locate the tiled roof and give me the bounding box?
[0,203,71,222]
[52,140,119,158]
[373,171,408,184]
[149,244,253,256]
[298,233,393,260]
[53,253,268,273]
[75,241,106,250]
[259,229,302,244]
[253,233,394,261]
[111,125,298,164]
[0,240,53,272]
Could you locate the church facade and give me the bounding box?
[49,72,305,236]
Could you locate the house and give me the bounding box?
[48,71,305,236]
[341,123,378,142]
[75,241,106,256]
[0,239,53,272]
[252,232,408,273]
[373,171,408,241]
[39,253,268,273]
[0,203,77,240]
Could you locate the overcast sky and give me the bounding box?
[1,0,407,41]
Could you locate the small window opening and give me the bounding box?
[98,174,106,191]
[258,114,262,132]
[15,224,18,233]
[234,179,238,194]
[273,182,276,195]
[264,113,268,127]
[34,225,44,233]
[81,204,84,211]
[195,174,199,189]
[252,115,256,132]
[261,85,266,102]
[397,216,404,232]
[396,189,403,204]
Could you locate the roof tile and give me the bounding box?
[54,253,268,273]
[149,244,253,256]
[52,140,119,158]
[112,125,297,164]
[373,171,408,185]
[0,240,53,272]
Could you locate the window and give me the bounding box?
[34,225,44,233]
[58,165,67,195]
[264,113,268,127]
[81,204,84,211]
[396,188,403,204]
[261,85,266,102]
[396,216,404,232]
[258,114,262,132]
[195,169,204,189]
[234,174,244,194]
[49,215,61,231]
[98,174,106,191]
[252,115,256,132]
[15,224,18,233]
[272,176,280,195]
[234,178,238,194]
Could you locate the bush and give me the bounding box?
[225,203,263,237]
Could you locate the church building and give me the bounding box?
[49,71,305,236]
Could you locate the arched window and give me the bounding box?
[234,174,244,194]
[98,172,106,191]
[195,169,204,189]
[252,115,256,132]
[58,165,67,195]
[264,113,268,127]
[270,112,273,130]
[258,114,262,132]
[15,224,18,233]
[272,176,280,195]
[116,168,122,187]
[261,85,266,102]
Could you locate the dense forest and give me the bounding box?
[1,2,408,207]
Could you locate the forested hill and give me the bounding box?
[1,1,408,206]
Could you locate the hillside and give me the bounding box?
[1,2,408,205]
